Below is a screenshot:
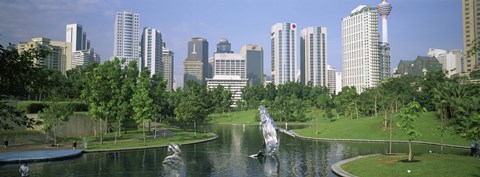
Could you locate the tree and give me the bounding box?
[132,70,155,145]
[150,73,167,139]
[39,103,74,146]
[174,81,210,135]
[396,101,423,161]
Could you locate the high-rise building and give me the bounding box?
[207,53,248,107]
[162,47,174,91]
[66,24,83,52]
[463,0,480,73]
[327,65,336,94]
[240,44,264,86]
[342,5,381,93]
[140,27,163,77]
[335,72,342,95]
[66,23,100,70]
[212,53,246,78]
[271,22,297,85]
[183,37,209,85]
[300,27,328,87]
[216,38,233,54]
[113,11,140,66]
[18,37,72,74]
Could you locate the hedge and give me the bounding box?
[17,101,89,113]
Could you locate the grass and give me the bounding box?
[208,109,259,125]
[294,111,470,146]
[62,126,215,151]
[342,153,480,177]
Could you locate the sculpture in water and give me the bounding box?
[162,143,185,176]
[258,105,279,155]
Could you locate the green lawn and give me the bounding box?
[342,153,480,177]
[209,109,259,125]
[294,112,470,146]
[65,127,215,151]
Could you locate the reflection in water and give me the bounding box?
[0,124,468,176]
[162,143,185,177]
[257,153,279,176]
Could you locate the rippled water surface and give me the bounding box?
[0,124,467,177]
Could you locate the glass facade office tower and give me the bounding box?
[271,23,297,85]
[240,45,264,86]
[183,37,209,85]
[300,27,328,87]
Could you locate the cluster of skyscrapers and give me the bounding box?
[112,11,174,91]
[17,24,100,75]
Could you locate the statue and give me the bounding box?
[257,105,279,156]
[162,143,185,177]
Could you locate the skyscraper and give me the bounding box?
[140,27,163,77]
[216,38,233,54]
[327,65,336,94]
[162,47,174,91]
[183,37,209,85]
[66,24,83,52]
[271,22,297,85]
[67,23,100,70]
[463,0,480,73]
[342,5,381,93]
[240,44,264,86]
[113,11,140,66]
[300,27,328,87]
[378,0,392,80]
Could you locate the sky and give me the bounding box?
[0,0,462,87]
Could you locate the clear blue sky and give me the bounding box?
[0,0,462,87]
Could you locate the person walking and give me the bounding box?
[470,139,479,157]
[19,162,29,177]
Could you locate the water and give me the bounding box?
[0,124,468,177]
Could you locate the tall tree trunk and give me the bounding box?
[100,120,104,144]
[118,118,122,138]
[384,109,388,128]
[194,120,197,136]
[408,140,412,161]
[374,96,378,117]
[389,107,393,154]
[355,101,359,119]
[53,126,57,146]
[142,119,146,146]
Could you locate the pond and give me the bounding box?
[0,124,467,177]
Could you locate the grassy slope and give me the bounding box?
[210,109,469,146]
[294,111,469,146]
[65,127,215,151]
[342,154,480,177]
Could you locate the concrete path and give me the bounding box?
[331,154,380,177]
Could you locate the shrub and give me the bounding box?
[17,101,88,113]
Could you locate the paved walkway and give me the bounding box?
[331,154,380,177]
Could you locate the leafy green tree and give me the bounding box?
[334,86,359,119]
[39,103,74,146]
[132,70,155,145]
[396,101,423,161]
[175,81,210,135]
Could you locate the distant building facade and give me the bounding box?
[66,23,100,70]
[240,44,264,86]
[271,22,297,85]
[162,48,174,91]
[300,27,328,87]
[342,5,381,93]
[113,11,140,66]
[18,37,72,74]
[140,27,163,77]
[395,56,443,76]
[326,65,336,94]
[463,0,480,73]
[427,48,464,77]
[183,37,209,85]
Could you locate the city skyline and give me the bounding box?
[0,0,462,87]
